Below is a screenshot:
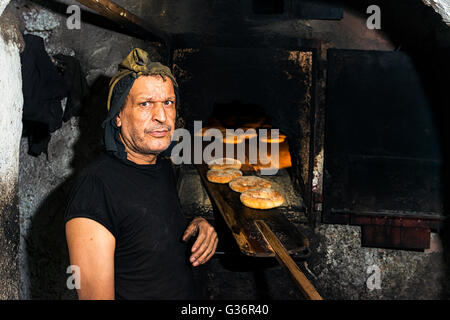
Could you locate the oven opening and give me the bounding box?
[173,47,313,229]
[199,101,292,173]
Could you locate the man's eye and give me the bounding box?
[164,100,174,106]
[139,102,150,107]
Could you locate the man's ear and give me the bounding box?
[115,113,122,127]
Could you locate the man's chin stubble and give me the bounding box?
[137,141,171,155]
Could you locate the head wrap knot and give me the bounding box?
[106,48,178,112]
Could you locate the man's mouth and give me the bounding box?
[148,129,169,138]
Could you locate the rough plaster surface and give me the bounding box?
[0,7,22,183]
[308,224,447,299]
[0,0,9,16]
[424,0,450,25]
[0,0,23,299]
[19,119,81,299]
[21,6,60,41]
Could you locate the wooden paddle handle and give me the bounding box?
[255,220,323,300]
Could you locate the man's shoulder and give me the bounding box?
[65,152,120,237]
[74,152,121,185]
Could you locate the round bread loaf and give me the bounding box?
[229,176,273,193]
[240,187,284,209]
[195,127,225,137]
[223,135,244,144]
[260,133,286,143]
[207,158,242,170]
[207,168,243,184]
[239,128,258,140]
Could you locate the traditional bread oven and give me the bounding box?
[172,45,319,225]
[170,46,323,298]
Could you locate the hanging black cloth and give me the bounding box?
[53,54,89,122]
[20,34,69,156]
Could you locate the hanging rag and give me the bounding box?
[53,54,89,122]
[20,34,69,156]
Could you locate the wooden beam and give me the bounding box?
[76,0,171,46]
[255,220,323,300]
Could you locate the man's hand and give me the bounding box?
[182,217,218,267]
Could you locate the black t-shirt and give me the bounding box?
[64,152,197,300]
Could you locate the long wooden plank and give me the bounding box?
[76,0,171,45]
[255,220,323,300]
[197,163,309,257]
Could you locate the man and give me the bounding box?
[64,48,218,300]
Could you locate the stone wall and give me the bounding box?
[0,0,23,300]
[423,0,450,25]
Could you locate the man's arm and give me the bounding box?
[65,217,116,300]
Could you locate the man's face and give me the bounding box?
[116,75,176,156]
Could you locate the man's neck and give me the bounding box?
[119,134,158,165]
[126,151,158,165]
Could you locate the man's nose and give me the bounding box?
[151,102,167,123]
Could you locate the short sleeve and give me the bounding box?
[64,174,118,238]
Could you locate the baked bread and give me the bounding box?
[229,176,273,193]
[207,158,242,170]
[195,127,225,137]
[207,168,243,184]
[260,133,286,143]
[239,128,258,140]
[223,135,244,144]
[240,187,284,209]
